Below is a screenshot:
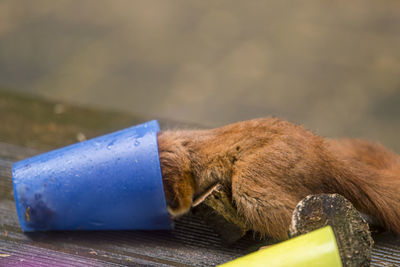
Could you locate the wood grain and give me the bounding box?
[0,91,400,266]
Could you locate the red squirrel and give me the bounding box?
[157,117,400,240]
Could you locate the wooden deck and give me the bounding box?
[0,90,400,266]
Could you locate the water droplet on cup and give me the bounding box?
[107,139,116,150]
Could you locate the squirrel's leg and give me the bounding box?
[232,164,300,240]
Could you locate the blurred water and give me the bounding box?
[0,0,399,151]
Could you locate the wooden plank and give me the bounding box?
[0,90,200,151]
[1,90,400,266]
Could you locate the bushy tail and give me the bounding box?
[331,162,400,234]
[325,139,400,233]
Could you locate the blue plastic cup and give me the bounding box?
[12,120,172,231]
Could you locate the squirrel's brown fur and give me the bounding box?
[157,117,400,240]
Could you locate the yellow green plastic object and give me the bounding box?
[218,226,342,267]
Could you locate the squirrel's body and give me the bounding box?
[157,117,400,240]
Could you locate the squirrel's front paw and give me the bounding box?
[163,175,194,217]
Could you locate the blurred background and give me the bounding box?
[0,0,399,151]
